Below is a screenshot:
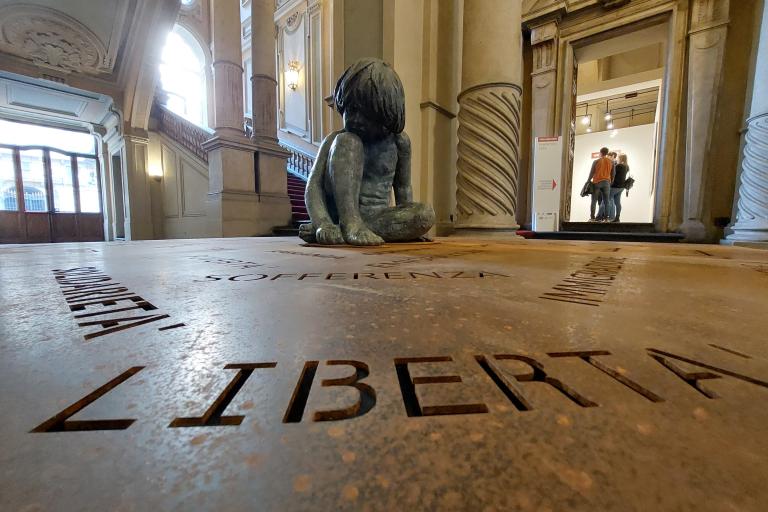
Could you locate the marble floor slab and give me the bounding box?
[1,237,767,511]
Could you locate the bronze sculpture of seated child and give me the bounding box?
[299,58,435,246]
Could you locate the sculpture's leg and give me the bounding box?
[364,203,435,242]
[328,133,385,246]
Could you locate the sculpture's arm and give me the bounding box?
[393,132,413,205]
[305,131,342,227]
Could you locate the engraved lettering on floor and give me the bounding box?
[742,263,768,275]
[188,255,268,269]
[539,256,626,307]
[199,271,512,282]
[52,267,183,340]
[365,249,488,269]
[29,344,768,432]
[268,250,345,260]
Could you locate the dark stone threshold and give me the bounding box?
[518,230,683,243]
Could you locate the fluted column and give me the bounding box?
[680,0,730,241]
[727,1,768,245]
[455,0,523,230]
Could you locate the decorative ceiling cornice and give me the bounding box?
[0,4,111,75]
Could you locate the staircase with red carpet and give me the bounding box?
[273,143,314,236]
[287,173,309,224]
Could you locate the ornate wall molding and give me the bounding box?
[285,12,303,33]
[680,0,730,241]
[0,5,111,75]
[597,0,631,9]
[456,85,522,228]
[531,21,558,76]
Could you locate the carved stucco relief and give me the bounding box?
[0,5,110,75]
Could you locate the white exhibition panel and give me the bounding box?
[569,123,657,223]
[532,137,563,231]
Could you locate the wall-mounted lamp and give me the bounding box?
[286,60,300,91]
[148,163,163,182]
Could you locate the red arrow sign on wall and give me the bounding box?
[552,179,557,190]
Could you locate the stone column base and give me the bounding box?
[204,136,292,237]
[207,191,292,237]
[720,239,768,250]
[679,219,708,243]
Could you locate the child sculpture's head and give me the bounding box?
[334,58,405,141]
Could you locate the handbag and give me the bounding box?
[580,180,594,197]
[624,176,635,197]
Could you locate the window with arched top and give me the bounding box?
[159,25,208,127]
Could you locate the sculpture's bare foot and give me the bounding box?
[298,223,316,243]
[316,224,345,245]
[343,224,385,246]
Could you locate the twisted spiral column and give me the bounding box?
[456,0,522,230]
[456,84,522,228]
[728,113,768,241]
[727,2,768,244]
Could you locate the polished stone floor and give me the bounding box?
[1,237,767,511]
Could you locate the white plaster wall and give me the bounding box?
[282,15,308,136]
[569,123,657,223]
[148,131,211,238]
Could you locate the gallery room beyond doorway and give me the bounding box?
[564,19,671,226]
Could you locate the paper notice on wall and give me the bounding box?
[532,137,563,232]
[535,212,558,232]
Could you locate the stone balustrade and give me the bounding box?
[152,102,212,163]
[280,142,315,180]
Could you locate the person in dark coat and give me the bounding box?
[609,154,630,222]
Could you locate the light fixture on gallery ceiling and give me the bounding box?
[604,112,612,121]
[286,60,300,91]
[581,115,591,126]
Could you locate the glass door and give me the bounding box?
[0,146,104,243]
